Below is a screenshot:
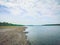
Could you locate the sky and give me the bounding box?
[0,0,60,25]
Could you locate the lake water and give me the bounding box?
[26,26,60,45]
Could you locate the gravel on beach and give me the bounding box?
[0,26,30,45]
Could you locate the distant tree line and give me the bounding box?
[42,24,60,26]
[0,22,23,26]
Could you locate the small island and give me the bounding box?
[42,24,60,26]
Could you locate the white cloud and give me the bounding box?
[0,0,60,24]
[0,0,58,16]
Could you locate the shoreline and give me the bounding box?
[0,26,29,45]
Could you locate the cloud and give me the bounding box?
[0,0,59,16]
[55,0,60,5]
[0,5,10,14]
[0,0,60,24]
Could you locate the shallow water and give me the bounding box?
[26,26,60,45]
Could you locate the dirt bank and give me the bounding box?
[0,26,29,45]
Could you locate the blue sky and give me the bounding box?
[0,0,60,25]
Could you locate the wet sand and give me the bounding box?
[0,26,29,45]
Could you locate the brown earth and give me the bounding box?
[0,26,29,45]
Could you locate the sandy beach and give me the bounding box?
[0,26,29,45]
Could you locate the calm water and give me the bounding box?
[26,26,60,45]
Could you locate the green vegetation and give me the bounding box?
[42,24,60,26]
[0,22,24,26]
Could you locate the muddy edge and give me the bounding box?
[0,26,30,45]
